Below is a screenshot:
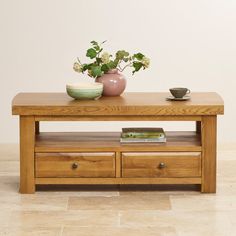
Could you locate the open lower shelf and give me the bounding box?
[35,131,201,152]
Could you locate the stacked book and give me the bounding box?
[120,127,166,143]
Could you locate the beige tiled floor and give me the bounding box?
[0,144,235,236]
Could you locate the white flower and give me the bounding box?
[141,56,150,68]
[73,62,83,73]
[101,52,110,64]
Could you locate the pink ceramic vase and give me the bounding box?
[95,69,126,96]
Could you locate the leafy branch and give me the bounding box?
[73,41,150,78]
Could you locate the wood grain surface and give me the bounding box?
[12,92,223,193]
[35,131,201,152]
[35,115,202,121]
[35,177,201,185]
[20,116,35,193]
[12,92,224,116]
[36,152,115,178]
[201,116,217,193]
[122,152,201,178]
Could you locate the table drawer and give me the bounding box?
[35,152,115,178]
[122,152,201,178]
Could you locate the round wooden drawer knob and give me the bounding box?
[72,162,79,169]
[158,162,166,169]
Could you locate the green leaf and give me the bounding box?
[86,48,97,59]
[107,60,116,69]
[87,63,94,70]
[82,64,88,72]
[90,40,98,46]
[94,45,100,51]
[132,62,143,74]
[96,57,102,65]
[91,65,103,77]
[90,40,106,52]
[133,53,144,60]
[82,63,95,72]
[116,50,129,60]
[101,64,109,73]
[114,58,119,67]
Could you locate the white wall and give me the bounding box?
[0,0,235,143]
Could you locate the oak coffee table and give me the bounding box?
[12,92,224,194]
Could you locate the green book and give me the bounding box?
[121,127,166,143]
[120,136,166,143]
[121,127,165,139]
[122,127,165,133]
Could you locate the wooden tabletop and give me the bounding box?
[12,92,224,116]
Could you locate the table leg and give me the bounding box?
[196,121,201,134]
[201,116,217,193]
[20,116,35,193]
[35,121,40,134]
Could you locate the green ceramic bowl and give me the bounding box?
[66,82,103,100]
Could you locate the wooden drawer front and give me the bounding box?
[36,153,115,178]
[122,152,201,178]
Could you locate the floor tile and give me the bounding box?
[174,211,233,236]
[120,210,232,235]
[0,176,19,195]
[0,226,62,236]
[0,211,12,227]
[37,185,119,197]
[170,194,236,211]
[216,183,236,196]
[0,195,68,211]
[68,195,171,211]
[120,210,175,227]
[119,184,201,196]
[0,144,19,161]
[9,210,119,227]
[0,161,19,176]
[62,226,176,236]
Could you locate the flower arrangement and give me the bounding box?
[73,40,150,78]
